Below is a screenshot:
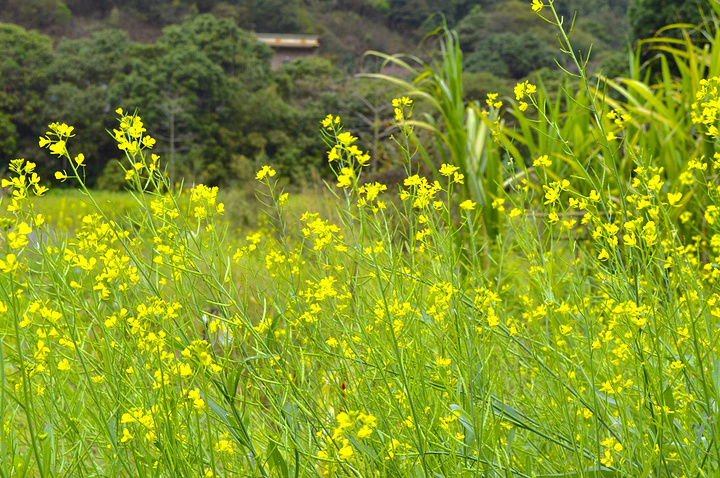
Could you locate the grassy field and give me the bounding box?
[4,3,720,477]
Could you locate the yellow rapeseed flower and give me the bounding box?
[255,165,276,181]
[337,132,357,145]
[486,92,502,108]
[667,192,682,206]
[459,200,476,211]
[439,164,460,177]
[533,155,551,167]
[214,439,234,454]
[49,141,66,156]
[338,440,354,460]
[120,428,133,443]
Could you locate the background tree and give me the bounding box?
[1,0,72,33]
[0,24,54,164]
[628,0,703,43]
[44,30,132,179]
[627,0,704,77]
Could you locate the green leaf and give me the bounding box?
[207,396,250,449]
[712,358,720,395]
[267,440,289,478]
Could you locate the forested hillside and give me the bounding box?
[0,0,706,187]
[2,0,635,62]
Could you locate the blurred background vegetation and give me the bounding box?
[0,0,706,189]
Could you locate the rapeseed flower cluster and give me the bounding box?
[514,80,537,111]
[322,114,371,168]
[692,76,720,137]
[606,108,632,141]
[392,96,413,121]
[3,158,47,212]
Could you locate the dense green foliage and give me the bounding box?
[628,0,703,42]
[0,15,356,187]
[0,24,54,167]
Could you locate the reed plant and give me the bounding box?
[362,27,506,239]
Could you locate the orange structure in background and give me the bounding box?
[255,33,320,69]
